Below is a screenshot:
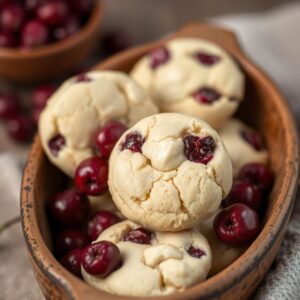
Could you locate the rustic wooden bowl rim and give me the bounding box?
[0,1,102,59]
[21,22,299,300]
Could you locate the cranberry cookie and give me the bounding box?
[219,119,268,176]
[130,38,245,128]
[108,113,232,231]
[39,71,158,176]
[81,220,212,296]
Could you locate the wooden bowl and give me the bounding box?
[21,23,299,300]
[0,1,102,85]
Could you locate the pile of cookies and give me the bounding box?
[40,38,273,297]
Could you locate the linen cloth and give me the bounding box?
[0,3,300,299]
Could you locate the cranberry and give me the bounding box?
[74,73,91,83]
[32,85,55,109]
[102,30,131,56]
[214,203,260,247]
[148,47,170,69]
[193,87,220,104]
[81,241,121,277]
[94,121,127,159]
[68,0,94,15]
[222,181,262,211]
[123,227,152,245]
[195,52,220,66]
[36,0,69,26]
[0,31,17,47]
[25,0,43,12]
[48,134,66,156]
[121,131,145,153]
[0,93,20,119]
[74,157,108,196]
[241,130,264,151]
[21,20,49,48]
[49,187,90,227]
[55,229,89,257]
[6,114,34,143]
[183,135,215,164]
[53,15,80,41]
[187,246,206,258]
[0,4,26,32]
[60,248,82,278]
[238,163,274,193]
[87,211,120,241]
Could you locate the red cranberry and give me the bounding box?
[0,93,20,119]
[32,85,55,109]
[0,4,26,32]
[238,163,274,193]
[0,31,17,47]
[121,131,145,153]
[193,87,220,104]
[49,187,91,227]
[87,211,120,241]
[222,181,262,211]
[214,203,260,247]
[68,0,94,15]
[53,15,80,41]
[149,47,170,69]
[55,229,89,257]
[102,30,131,56]
[94,121,127,159]
[48,134,66,156]
[195,52,220,66]
[25,0,43,12]
[60,248,82,278]
[21,20,49,48]
[187,246,206,258]
[36,0,69,26]
[183,135,215,164]
[241,130,264,151]
[74,73,91,83]
[123,227,152,245]
[74,157,108,196]
[6,115,34,143]
[81,241,121,277]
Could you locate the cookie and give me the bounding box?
[109,113,232,231]
[198,210,245,275]
[219,118,268,176]
[131,38,245,128]
[39,71,158,176]
[81,220,212,296]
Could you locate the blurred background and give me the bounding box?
[104,0,296,42]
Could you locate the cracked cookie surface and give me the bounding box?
[109,113,232,231]
[130,38,245,128]
[81,220,211,296]
[39,71,158,176]
[219,118,268,176]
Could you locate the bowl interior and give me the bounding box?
[22,23,298,300]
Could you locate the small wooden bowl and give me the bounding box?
[0,1,102,85]
[21,23,299,300]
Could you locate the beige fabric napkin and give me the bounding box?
[0,2,300,299]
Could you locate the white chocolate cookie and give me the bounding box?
[219,119,268,177]
[39,71,158,176]
[131,38,245,128]
[198,210,244,276]
[109,113,232,231]
[81,220,212,296]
